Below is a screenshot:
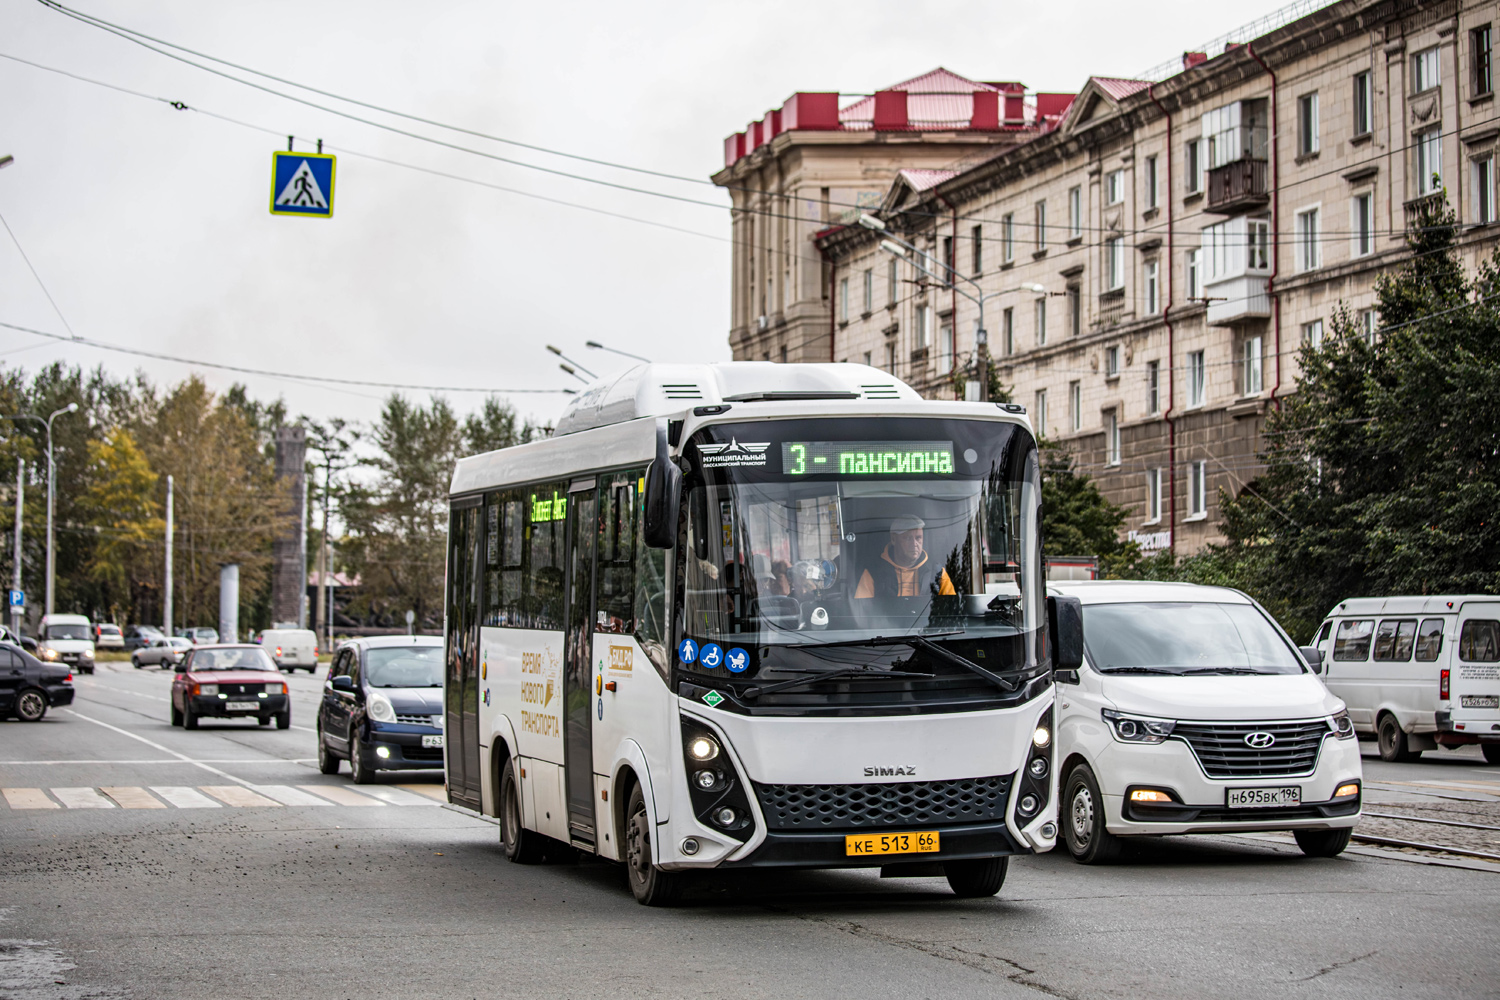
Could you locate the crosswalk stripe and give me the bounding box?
[100,786,167,809]
[200,786,282,808]
[351,786,441,807]
[53,787,115,809]
[149,786,222,809]
[395,783,448,801]
[296,785,385,806]
[2,787,59,809]
[252,785,334,807]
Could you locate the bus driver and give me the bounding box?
[853,515,957,599]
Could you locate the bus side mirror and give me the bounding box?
[643,424,681,550]
[1048,595,1084,673]
[1300,646,1324,673]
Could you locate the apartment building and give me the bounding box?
[805,0,1500,555]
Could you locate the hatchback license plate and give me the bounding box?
[1227,786,1301,809]
[421,735,445,748]
[844,830,939,856]
[1461,695,1500,709]
[225,701,259,711]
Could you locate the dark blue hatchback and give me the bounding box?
[316,635,445,783]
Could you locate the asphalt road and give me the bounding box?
[3,662,1499,1000]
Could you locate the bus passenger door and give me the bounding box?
[563,480,598,843]
[446,501,483,809]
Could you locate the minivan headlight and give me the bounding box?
[1328,710,1355,740]
[367,690,396,723]
[1102,708,1176,744]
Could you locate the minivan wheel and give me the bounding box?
[1484,744,1500,765]
[1294,827,1352,858]
[624,784,683,906]
[14,688,48,722]
[1063,764,1123,864]
[500,758,546,864]
[1377,714,1421,763]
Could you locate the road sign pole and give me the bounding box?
[164,474,173,637]
[12,458,21,636]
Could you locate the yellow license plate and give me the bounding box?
[844,830,940,857]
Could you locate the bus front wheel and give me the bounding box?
[624,784,683,906]
[944,856,1008,897]
[500,758,546,864]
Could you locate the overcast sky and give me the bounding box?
[2,0,1299,431]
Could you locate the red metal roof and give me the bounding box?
[1091,77,1152,101]
[839,68,1000,131]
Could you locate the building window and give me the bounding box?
[1353,71,1374,136]
[941,236,954,282]
[1106,169,1125,205]
[1361,309,1379,344]
[1035,297,1047,346]
[1249,217,1270,270]
[1145,155,1159,209]
[1242,336,1263,395]
[780,345,788,364]
[1105,237,1124,290]
[1105,345,1120,377]
[1002,307,1015,355]
[1068,186,1082,238]
[1145,468,1163,524]
[971,225,983,274]
[1416,128,1443,195]
[1146,360,1161,414]
[1034,389,1048,437]
[938,319,955,372]
[1477,157,1496,223]
[1298,93,1319,156]
[887,257,899,305]
[914,304,929,348]
[1186,138,1203,193]
[1068,285,1082,337]
[1144,260,1159,314]
[1069,381,1082,432]
[1352,193,1374,256]
[1296,207,1321,271]
[839,277,849,321]
[1002,214,1015,263]
[1186,248,1201,300]
[1104,410,1121,466]
[862,269,874,313]
[862,350,872,366]
[1034,201,1047,250]
[1188,460,1208,518]
[1474,26,1494,96]
[885,341,895,372]
[1187,350,1206,407]
[1412,45,1441,93]
[1302,319,1324,350]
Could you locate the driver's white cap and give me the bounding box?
[890,516,926,532]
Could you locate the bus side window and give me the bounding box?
[1415,618,1444,661]
[596,477,639,634]
[483,492,528,628]
[634,473,669,678]
[525,482,569,630]
[1333,619,1374,661]
[1460,620,1500,662]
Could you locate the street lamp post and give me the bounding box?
[4,403,79,619]
[585,339,653,364]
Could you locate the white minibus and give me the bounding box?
[1312,595,1500,762]
[444,363,1080,905]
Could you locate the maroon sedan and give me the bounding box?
[170,645,290,730]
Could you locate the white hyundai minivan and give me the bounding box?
[1051,581,1362,863]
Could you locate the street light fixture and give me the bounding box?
[545,344,597,379]
[584,340,653,364]
[0,154,14,170]
[557,363,588,384]
[3,402,78,618]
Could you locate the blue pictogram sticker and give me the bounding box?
[726,647,750,673]
[700,643,724,669]
[678,638,698,664]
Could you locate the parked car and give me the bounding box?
[170,645,289,729]
[38,613,96,674]
[1311,595,1500,763]
[176,627,219,645]
[1051,581,1362,863]
[1,641,73,721]
[317,635,443,782]
[94,623,125,651]
[132,636,192,669]
[123,625,163,651]
[260,628,319,672]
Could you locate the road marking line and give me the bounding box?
[351,786,441,807]
[200,785,282,808]
[395,783,448,801]
[52,787,116,809]
[295,785,385,806]
[64,710,260,789]
[252,785,334,807]
[0,759,318,765]
[100,786,167,809]
[2,787,59,809]
[149,786,221,809]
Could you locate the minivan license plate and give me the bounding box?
[422,735,444,749]
[1461,695,1500,709]
[1227,786,1300,808]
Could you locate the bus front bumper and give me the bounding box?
[715,820,1026,870]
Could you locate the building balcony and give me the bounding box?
[1404,192,1445,232]
[1205,275,1271,326]
[1206,158,1270,214]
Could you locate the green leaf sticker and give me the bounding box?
[702,690,724,708]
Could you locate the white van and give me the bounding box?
[261,629,319,672]
[38,613,97,674]
[1312,595,1500,763]
[1051,581,1362,863]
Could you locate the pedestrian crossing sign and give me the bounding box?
[269,151,336,218]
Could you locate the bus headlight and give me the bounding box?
[687,735,720,762]
[1102,709,1176,744]
[1032,726,1051,748]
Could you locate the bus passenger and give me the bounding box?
[853,516,957,599]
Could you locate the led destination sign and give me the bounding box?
[782,441,955,476]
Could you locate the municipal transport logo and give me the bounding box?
[697,439,770,468]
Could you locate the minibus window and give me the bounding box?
[1459,620,1500,662]
[1414,618,1444,661]
[1315,621,1333,645]
[1373,620,1416,661]
[1333,619,1374,661]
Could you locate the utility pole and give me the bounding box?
[164,474,173,636]
[304,419,358,657]
[12,459,22,637]
[320,459,332,656]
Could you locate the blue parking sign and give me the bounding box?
[8,589,22,608]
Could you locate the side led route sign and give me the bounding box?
[269,151,336,218]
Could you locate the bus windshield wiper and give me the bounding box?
[808,632,1043,693]
[1096,666,1181,675]
[742,665,934,700]
[1178,667,1264,675]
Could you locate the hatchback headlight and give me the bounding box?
[1329,710,1355,740]
[367,690,396,723]
[1102,708,1176,744]
[197,683,219,695]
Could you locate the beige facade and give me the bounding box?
[811,0,1500,557]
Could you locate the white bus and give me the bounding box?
[444,363,1080,905]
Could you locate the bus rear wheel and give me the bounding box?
[500,758,546,864]
[624,784,683,906]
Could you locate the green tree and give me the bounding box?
[463,397,536,454]
[80,427,162,614]
[1040,445,1141,578]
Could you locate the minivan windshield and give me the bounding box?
[45,624,90,641]
[365,646,443,688]
[1083,602,1305,675]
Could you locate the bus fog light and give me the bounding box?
[1018,794,1039,816]
[713,807,737,828]
[1027,757,1048,779]
[688,736,720,762]
[681,838,700,856]
[1032,726,1051,748]
[375,746,391,759]
[1040,822,1057,839]
[695,769,717,789]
